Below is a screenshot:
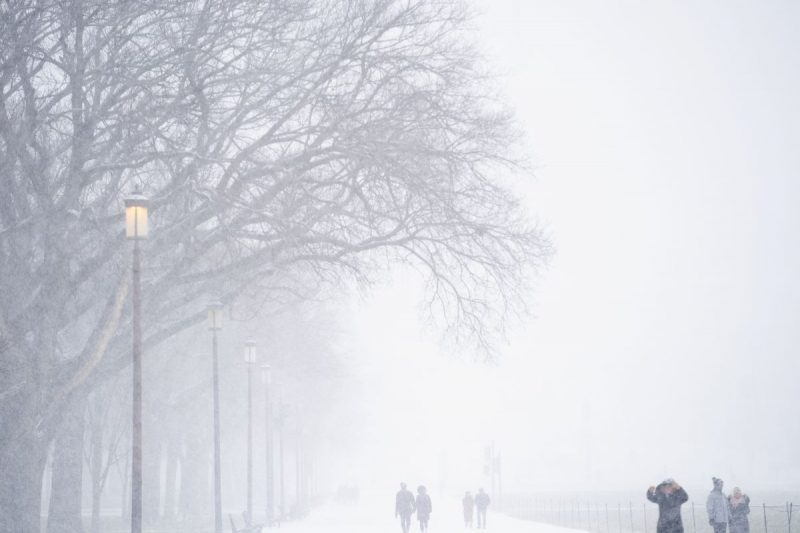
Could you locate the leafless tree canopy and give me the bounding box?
[0,0,548,527]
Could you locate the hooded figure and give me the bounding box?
[707,477,730,533]
[463,491,475,527]
[647,479,689,533]
[416,486,433,532]
[728,487,750,533]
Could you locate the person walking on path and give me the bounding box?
[475,488,491,529]
[463,491,475,528]
[728,487,751,533]
[707,477,731,533]
[647,479,689,533]
[416,485,433,532]
[395,482,416,533]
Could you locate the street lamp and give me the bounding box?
[125,192,148,533]
[244,340,257,524]
[261,364,274,527]
[207,301,224,533]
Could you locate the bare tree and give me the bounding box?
[0,0,549,530]
[83,380,128,533]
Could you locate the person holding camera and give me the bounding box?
[647,479,689,533]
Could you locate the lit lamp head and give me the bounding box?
[124,192,149,239]
[206,301,224,331]
[260,364,272,385]
[244,340,257,364]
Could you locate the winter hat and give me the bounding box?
[712,477,723,488]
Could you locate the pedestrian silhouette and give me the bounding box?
[707,477,730,533]
[416,485,433,532]
[475,488,491,529]
[395,482,416,533]
[647,478,689,533]
[463,491,475,528]
[728,487,751,533]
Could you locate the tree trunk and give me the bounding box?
[119,450,130,522]
[179,429,211,527]
[162,435,179,522]
[47,400,86,533]
[89,398,103,533]
[142,420,162,526]
[0,429,49,533]
[0,380,51,533]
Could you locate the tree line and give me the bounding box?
[0,1,549,531]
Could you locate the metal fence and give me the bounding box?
[498,496,796,533]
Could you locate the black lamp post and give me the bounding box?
[207,302,224,533]
[244,340,257,523]
[261,364,274,526]
[124,192,148,533]
[277,398,287,520]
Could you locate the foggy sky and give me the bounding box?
[332,0,800,495]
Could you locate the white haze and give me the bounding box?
[14,2,799,527]
[326,0,800,496]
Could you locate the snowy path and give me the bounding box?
[279,494,585,533]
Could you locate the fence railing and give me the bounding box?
[498,496,796,533]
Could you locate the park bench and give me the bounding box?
[228,511,263,533]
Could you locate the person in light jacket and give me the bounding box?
[707,477,731,533]
[647,479,689,533]
[728,487,751,533]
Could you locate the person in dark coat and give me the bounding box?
[395,482,416,533]
[707,477,730,533]
[728,487,751,533]
[416,485,433,532]
[475,488,491,529]
[647,479,689,533]
[463,491,475,528]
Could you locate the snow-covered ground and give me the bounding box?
[280,493,585,533]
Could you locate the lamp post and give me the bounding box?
[261,364,274,527]
[277,399,287,520]
[244,340,257,524]
[125,192,148,533]
[294,415,303,514]
[207,302,224,533]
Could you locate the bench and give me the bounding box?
[229,512,263,533]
